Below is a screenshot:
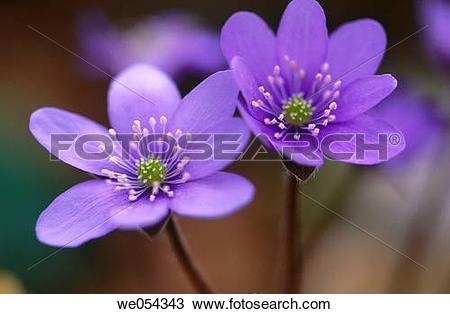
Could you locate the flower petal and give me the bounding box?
[327,19,387,87]
[231,56,268,121]
[318,114,405,165]
[277,0,328,88]
[108,64,181,134]
[371,89,443,159]
[112,196,170,230]
[333,74,397,123]
[419,0,450,65]
[221,12,276,85]
[168,71,239,133]
[183,117,251,180]
[76,9,128,77]
[170,172,254,219]
[29,107,114,176]
[36,180,135,247]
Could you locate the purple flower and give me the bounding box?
[418,0,450,69]
[371,87,446,171]
[29,65,254,247]
[77,10,225,79]
[221,0,405,166]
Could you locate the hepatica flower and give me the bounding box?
[77,10,224,79]
[29,65,254,247]
[221,0,405,166]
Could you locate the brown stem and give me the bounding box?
[284,173,302,293]
[145,217,213,293]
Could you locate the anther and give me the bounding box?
[329,102,338,110]
[149,117,156,128]
[321,62,330,73]
[273,65,281,75]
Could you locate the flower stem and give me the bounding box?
[284,172,302,293]
[149,217,213,293]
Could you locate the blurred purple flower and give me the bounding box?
[29,65,254,247]
[371,87,446,171]
[221,0,405,166]
[418,0,450,69]
[77,10,225,79]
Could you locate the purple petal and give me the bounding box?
[108,64,181,134]
[122,12,225,77]
[231,56,268,121]
[168,71,238,133]
[183,117,251,180]
[180,30,225,75]
[327,19,387,87]
[333,74,397,122]
[29,107,114,176]
[112,197,170,230]
[419,0,450,66]
[170,172,254,219]
[371,88,444,167]
[318,114,405,165]
[76,9,129,77]
[77,10,224,79]
[36,180,133,247]
[277,0,328,89]
[221,12,277,85]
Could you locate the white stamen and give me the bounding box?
[149,117,156,128]
[108,128,117,139]
[334,80,342,90]
[329,102,338,110]
[278,123,287,130]
[273,65,281,75]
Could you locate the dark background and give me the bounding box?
[1,0,449,293]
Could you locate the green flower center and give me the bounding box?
[137,158,167,186]
[283,96,313,126]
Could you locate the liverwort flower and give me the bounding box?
[29,65,254,247]
[221,0,405,166]
[77,9,225,79]
[418,0,450,69]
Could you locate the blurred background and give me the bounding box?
[1,0,449,293]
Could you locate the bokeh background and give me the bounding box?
[1,0,449,293]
